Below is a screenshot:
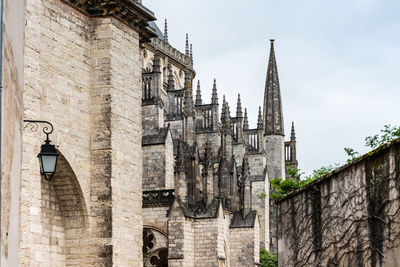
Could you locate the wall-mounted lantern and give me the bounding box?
[23,120,59,180]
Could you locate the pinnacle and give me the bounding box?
[164,19,168,43]
[185,33,189,56]
[243,108,249,130]
[236,94,243,118]
[257,106,263,129]
[195,80,202,105]
[211,78,218,104]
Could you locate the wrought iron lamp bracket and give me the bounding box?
[23,119,54,143]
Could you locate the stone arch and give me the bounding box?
[143,226,168,267]
[40,151,89,266]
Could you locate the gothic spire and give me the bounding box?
[167,63,174,90]
[152,53,161,73]
[195,80,202,105]
[243,108,249,130]
[211,78,218,105]
[190,44,193,61]
[257,106,263,129]
[290,121,296,142]
[185,34,189,56]
[263,39,284,135]
[236,94,243,118]
[164,19,168,43]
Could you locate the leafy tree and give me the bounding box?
[260,248,278,267]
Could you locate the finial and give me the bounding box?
[257,106,263,129]
[243,108,249,130]
[195,80,202,105]
[152,53,161,72]
[164,19,168,43]
[291,121,296,141]
[236,94,243,118]
[185,34,189,56]
[190,44,193,61]
[167,63,175,90]
[211,78,218,105]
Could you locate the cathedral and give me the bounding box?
[140,21,298,266]
[1,0,298,266]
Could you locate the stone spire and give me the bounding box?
[290,121,296,142]
[243,108,249,130]
[164,19,168,43]
[152,53,161,73]
[236,94,243,118]
[257,106,263,129]
[264,39,284,135]
[185,34,189,56]
[195,80,202,105]
[167,63,175,90]
[190,44,193,61]
[211,78,218,105]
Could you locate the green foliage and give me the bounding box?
[286,165,303,180]
[305,164,340,180]
[267,125,400,201]
[365,124,400,149]
[270,164,339,200]
[344,147,360,163]
[260,248,278,267]
[260,192,267,199]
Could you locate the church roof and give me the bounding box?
[148,21,164,41]
[230,210,257,228]
[142,127,169,146]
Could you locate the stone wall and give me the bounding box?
[1,0,25,266]
[143,132,174,190]
[277,139,400,267]
[252,179,269,249]
[21,0,145,265]
[229,218,260,267]
[143,206,170,233]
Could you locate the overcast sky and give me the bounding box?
[145,0,400,176]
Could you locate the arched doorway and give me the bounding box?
[143,227,168,267]
[40,152,89,266]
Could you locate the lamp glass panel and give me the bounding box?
[40,155,57,173]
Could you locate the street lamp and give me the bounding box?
[23,120,59,180]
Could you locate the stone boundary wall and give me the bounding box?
[277,139,400,267]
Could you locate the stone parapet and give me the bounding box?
[150,38,193,71]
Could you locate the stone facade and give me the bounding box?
[141,27,297,266]
[1,0,25,266]
[2,1,298,265]
[277,139,400,267]
[18,0,155,266]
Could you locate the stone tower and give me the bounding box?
[264,39,285,180]
[263,39,286,252]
